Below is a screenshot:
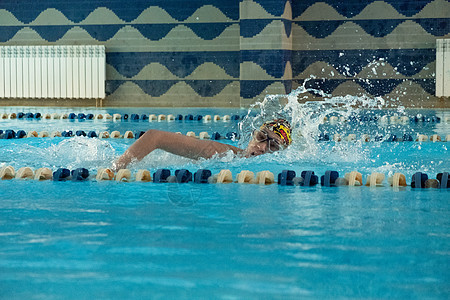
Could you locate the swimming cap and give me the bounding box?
[261,119,292,146]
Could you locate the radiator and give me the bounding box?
[436,39,450,97]
[0,45,105,99]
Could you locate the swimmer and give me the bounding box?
[112,119,292,170]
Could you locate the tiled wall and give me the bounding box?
[0,0,449,107]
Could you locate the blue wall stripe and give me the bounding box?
[241,19,292,38]
[30,26,72,42]
[290,0,434,19]
[240,80,292,98]
[0,0,437,23]
[0,23,236,43]
[354,20,408,38]
[243,79,434,99]
[132,80,179,97]
[106,51,240,78]
[0,26,22,43]
[131,24,176,41]
[0,18,446,44]
[241,49,436,79]
[185,23,235,40]
[240,19,273,38]
[81,25,126,41]
[415,19,450,36]
[282,19,293,38]
[0,0,239,23]
[291,49,435,77]
[295,19,449,39]
[356,79,403,96]
[294,21,345,39]
[254,0,434,18]
[251,0,291,17]
[106,80,234,97]
[104,49,435,81]
[300,79,348,95]
[105,80,126,95]
[240,80,279,99]
[241,50,292,78]
[412,79,435,95]
[185,80,233,97]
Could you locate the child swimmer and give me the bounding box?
[112,119,292,170]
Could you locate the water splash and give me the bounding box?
[2,137,118,170]
[237,80,408,169]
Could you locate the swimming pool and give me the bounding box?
[0,98,449,298]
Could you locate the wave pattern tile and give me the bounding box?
[0,0,448,106]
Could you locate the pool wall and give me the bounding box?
[0,0,449,108]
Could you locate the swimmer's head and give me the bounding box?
[260,119,292,146]
[246,119,292,157]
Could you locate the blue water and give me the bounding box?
[0,106,449,299]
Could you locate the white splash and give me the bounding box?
[237,80,402,168]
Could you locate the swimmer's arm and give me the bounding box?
[113,129,243,170]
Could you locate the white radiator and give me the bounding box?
[436,39,450,97]
[0,45,105,99]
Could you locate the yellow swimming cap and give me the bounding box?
[261,119,292,146]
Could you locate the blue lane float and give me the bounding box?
[211,132,221,140]
[76,130,86,137]
[374,135,384,142]
[194,169,212,183]
[52,168,71,181]
[411,172,428,188]
[135,131,146,139]
[88,131,98,138]
[15,130,26,139]
[153,169,171,183]
[175,169,193,183]
[300,171,319,186]
[62,130,73,137]
[437,172,449,188]
[1,130,15,139]
[386,134,397,142]
[321,170,339,187]
[402,134,413,141]
[71,168,89,181]
[278,170,296,186]
[226,132,239,140]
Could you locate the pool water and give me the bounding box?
[0,102,449,299]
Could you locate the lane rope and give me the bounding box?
[1,166,448,189]
[1,112,449,124]
[0,113,242,122]
[1,129,449,142]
